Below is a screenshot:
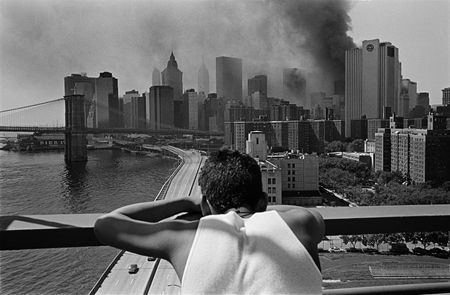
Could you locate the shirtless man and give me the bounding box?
[95,149,324,294]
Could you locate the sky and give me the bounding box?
[0,0,449,115]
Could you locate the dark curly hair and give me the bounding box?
[198,149,263,213]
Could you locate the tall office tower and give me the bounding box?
[399,81,410,118]
[182,89,199,130]
[417,92,430,108]
[407,79,417,110]
[409,92,430,118]
[345,39,401,137]
[95,72,119,128]
[216,56,242,101]
[248,75,267,96]
[161,52,183,100]
[122,90,144,129]
[65,72,119,128]
[152,68,161,86]
[443,87,450,105]
[146,86,174,130]
[283,68,306,106]
[198,61,209,95]
[204,93,225,132]
[64,73,96,127]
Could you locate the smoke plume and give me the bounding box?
[1,0,355,109]
[275,0,355,80]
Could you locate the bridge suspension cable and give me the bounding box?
[0,98,64,113]
[0,98,65,128]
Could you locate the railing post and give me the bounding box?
[64,95,87,163]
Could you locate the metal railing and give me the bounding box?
[1,205,449,294]
[2,204,449,250]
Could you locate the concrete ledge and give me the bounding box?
[323,281,450,295]
[1,205,450,250]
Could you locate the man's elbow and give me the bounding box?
[308,209,325,243]
[94,214,116,246]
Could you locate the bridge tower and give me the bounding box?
[65,95,87,163]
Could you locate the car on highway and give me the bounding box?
[328,246,347,253]
[128,264,139,274]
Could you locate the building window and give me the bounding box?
[292,164,295,168]
[292,183,295,188]
[292,170,295,175]
[288,177,290,182]
[268,187,272,193]
[288,163,291,168]
[292,177,295,182]
[272,187,276,193]
[288,170,291,175]
[268,178,272,184]
[288,184,290,188]
[273,178,276,184]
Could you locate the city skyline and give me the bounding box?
[0,0,449,112]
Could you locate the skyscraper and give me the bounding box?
[442,87,450,105]
[345,39,401,137]
[399,79,417,117]
[64,73,96,127]
[152,68,161,86]
[182,89,199,130]
[64,72,119,128]
[216,56,242,101]
[95,72,119,128]
[198,61,209,95]
[123,90,145,129]
[146,86,174,130]
[161,52,183,100]
[248,75,267,96]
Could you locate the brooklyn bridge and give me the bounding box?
[0,95,223,162]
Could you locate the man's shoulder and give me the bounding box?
[275,208,325,245]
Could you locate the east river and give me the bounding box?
[0,149,178,295]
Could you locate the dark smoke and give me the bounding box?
[284,68,306,104]
[1,0,357,110]
[274,0,356,81]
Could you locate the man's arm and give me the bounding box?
[269,205,325,270]
[94,198,200,260]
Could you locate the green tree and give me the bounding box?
[341,235,362,248]
[325,141,347,153]
[364,234,385,251]
[347,139,365,152]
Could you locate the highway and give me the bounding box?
[94,147,204,295]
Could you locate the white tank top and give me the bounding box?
[181,210,322,294]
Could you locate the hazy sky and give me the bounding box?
[0,0,449,113]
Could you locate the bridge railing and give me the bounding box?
[1,204,450,294]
